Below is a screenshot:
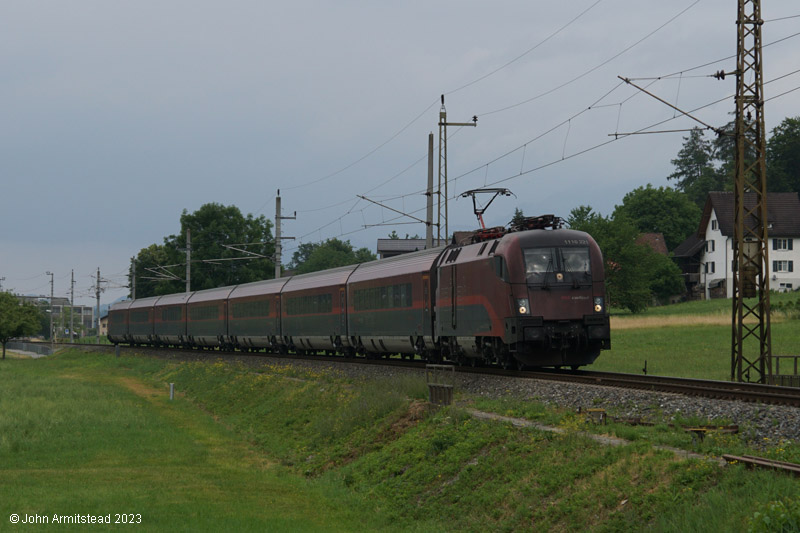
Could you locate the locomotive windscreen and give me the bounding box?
[523,247,591,285]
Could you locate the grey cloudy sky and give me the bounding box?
[2,0,798,307]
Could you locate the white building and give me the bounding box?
[674,192,800,299]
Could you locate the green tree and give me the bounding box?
[0,293,42,359]
[668,127,726,207]
[293,238,376,275]
[646,252,685,304]
[767,116,800,193]
[613,185,701,251]
[130,203,275,298]
[568,207,683,312]
[510,208,526,227]
[566,205,602,229]
[131,243,183,297]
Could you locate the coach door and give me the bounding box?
[274,295,281,333]
[422,275,431,336]
[339,287,346,334]
[450,264,457,331]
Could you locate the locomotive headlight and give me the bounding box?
[593,297,604,313]
[517,298,530,315]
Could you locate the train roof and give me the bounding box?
[228,277,290,299]
[281,264,358,292]
[187,285,236,304]
[109,300,133,311]
[348,246,445,283]
[128,296,161,310]
[504,228,596,248]
[153,292,193,307]
[438,227,598,268]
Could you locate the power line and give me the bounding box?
[478,0,702,116]
[445,0,605,95]
[259,2,614,200]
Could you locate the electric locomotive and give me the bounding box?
[433,215,609,368]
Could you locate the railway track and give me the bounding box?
[64,342,800,408]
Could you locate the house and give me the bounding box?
[673,191,800,299]
[636,233,668,255]
[99,314,108,337]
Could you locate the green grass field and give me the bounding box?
[2,346,799,531]
[598,294,800,380]
[0,353,390,532]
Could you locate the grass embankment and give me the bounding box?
[2,349,799,531]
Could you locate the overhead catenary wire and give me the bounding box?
[445,0,605,96]
[284,66,800,249]
[280,0,715,234]
[279,4,800,231]
[477,0,702,116]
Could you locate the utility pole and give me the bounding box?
[45,271,54,350]
[438,95,477,242]
[186,228,191,292]
[731,0,771,383]
[70,269,75,343]
[274,190,296,278]
[426,133,435,249]
[131,257,137,300]
[95,268,102,331]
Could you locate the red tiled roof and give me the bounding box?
[636,233,668,255]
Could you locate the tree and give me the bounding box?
[767,116,800,193]
[566,205,602,229]
[510,208,526,227]
[647,253,685,303]
[292,238,376,274]
[130,203,275,298]
[0,293,41,359]
[668,127,727,207]
[612,185,701,251]
[568,207,683,312]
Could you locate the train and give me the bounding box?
[108,215,610,369]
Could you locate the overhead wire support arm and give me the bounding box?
[221,244,268,258]
[617,76,727,136]
[357,195,429,226]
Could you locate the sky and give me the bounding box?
[1,0,798,308]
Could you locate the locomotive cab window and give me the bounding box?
[561,248,590,273]
[523,247,591,285]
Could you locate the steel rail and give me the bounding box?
[62,343,800,407]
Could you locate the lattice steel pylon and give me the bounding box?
[731,0,772,383]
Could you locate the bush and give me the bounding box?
[772,297,800,319]
[748,498,800,533]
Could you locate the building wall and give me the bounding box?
[700,208,800,298]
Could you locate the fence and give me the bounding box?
[771,355,800,387]
[6,341,54,357]
[426,364,455,405]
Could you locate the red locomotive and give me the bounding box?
[109,215,610,368]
